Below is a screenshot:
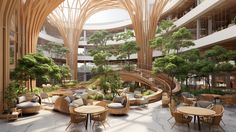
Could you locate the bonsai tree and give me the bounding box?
[179,49,201,87]
[115,30,139,71]
[153,54,185,99]
[12,53,62,91]
[150,20,175,54]
[37,42,69,59]
[150,20,194,54]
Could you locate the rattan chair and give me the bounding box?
[212,104,225,126]
[182,96,195,106]
[91,109,110,129]
[202,114,225,132]
[167,103,176,122]
[16,93,41,114]
[171,111,192,129]
[65,107,86,131]
[54,96,70,114]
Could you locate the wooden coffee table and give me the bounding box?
[74,106,105,130]
[177,106,215,130]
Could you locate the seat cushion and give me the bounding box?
[108,103,124,109]
[18,96,27,103]
[16,101,40,109]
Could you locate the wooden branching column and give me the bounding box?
[120,0,168,70]
[0,0,63,112]
[48,0,121,80]
[0,0,17,113]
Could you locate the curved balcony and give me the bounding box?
[83,19,132,30]
[174,0,223,28]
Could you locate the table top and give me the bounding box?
[74,105,105,114]
[177,106,216,116]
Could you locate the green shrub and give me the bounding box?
[33,87,43,95]
[191,89,225,96]
[104,94,113,101]
[4,81,20,109]
[43,85,60,93]
[88,95,95,100]
[143,90,154,96]
[91,85,97,90]
[94,94,104,101]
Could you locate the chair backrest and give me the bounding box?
[183,96,194,105]
[173,112,185,123]
[69,107,85,123]
[98,109,108,121]
[200,94,214,101]
[211,114,223,126]
[95,101,107,108]
[212,105,224,115]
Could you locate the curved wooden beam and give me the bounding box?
[48,0,169,79]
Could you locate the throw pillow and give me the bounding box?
[72,98,84,107]
[121,98,127,107]
[18,96,27,103]
[31,95,39,102]
[64,96,71,103]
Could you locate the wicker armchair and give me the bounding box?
[182,96,195,106]
[54,96,70,114]
[65,107,86,130]
[202,114,225,132]
[54,96,87,114]
[171,111,192,129]
[16,93,41,114]
[108,96,130,115]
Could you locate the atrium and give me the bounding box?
[1,0,236,132]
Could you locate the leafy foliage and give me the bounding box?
[150,20,194,54]
[37,42,69,59]
[115,30,139,71]
[11,53,62,91]
[4,81,21,109]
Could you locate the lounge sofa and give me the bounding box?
[16,93,41,114]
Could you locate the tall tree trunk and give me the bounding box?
[127,54,130,71]
[30,78,33,92]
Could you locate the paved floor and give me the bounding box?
[0,101,236,132]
